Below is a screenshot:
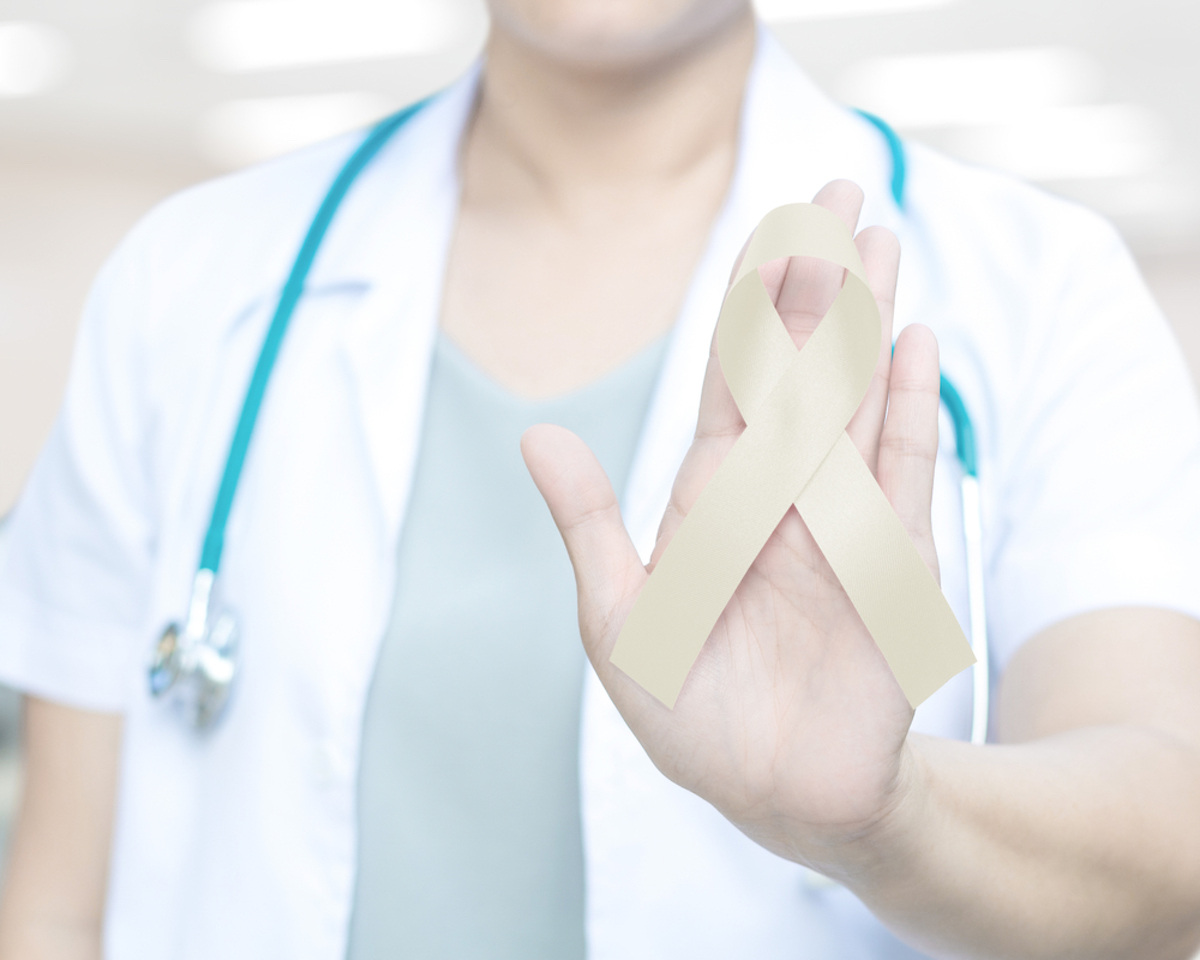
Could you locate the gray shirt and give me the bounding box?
[347,332,668,959]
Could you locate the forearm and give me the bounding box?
[0,698,120,960]
[0,911,103,960]
[844,727,1200,960]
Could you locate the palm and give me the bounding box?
[524,181,941,871]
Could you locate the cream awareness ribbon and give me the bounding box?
[610,203,975,709]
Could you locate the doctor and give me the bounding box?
[1,0,1200,958]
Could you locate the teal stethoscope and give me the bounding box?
[148,103,990,744]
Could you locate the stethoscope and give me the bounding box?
[146,100,429,727]
[148,102,989,745]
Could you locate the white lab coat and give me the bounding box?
[2,27,1199,960]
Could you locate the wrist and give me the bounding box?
[817,735,937,892]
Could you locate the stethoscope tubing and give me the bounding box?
[158,102,991,746]
[961,475,990,745]
[934,366,988,746]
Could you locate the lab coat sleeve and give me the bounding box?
[0,235,157,713]
[984,212,1200,668]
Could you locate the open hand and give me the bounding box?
[522,180,942,878]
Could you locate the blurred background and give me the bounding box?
[0,0,1197,867]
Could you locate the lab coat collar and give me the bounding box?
[305,65,479,291]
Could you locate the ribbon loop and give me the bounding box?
[610,204,974,709]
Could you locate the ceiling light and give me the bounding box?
[836,47,1102,128]
[754,0,956,22]
[198,92,396,169]
[943,105,1168,181]
[0,21,70,98]
[188,0,472,73]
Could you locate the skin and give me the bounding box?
[0,699,119,960]
[522,185,1200,959]
[5,2,1200,958]
[441,0,754,396]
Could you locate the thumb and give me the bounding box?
[521,424,647,661]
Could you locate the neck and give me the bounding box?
[465,11,757,218]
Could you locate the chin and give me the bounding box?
[486,0,753,69]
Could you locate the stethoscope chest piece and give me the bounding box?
[148,570,239,729]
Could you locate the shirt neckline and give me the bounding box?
[433,329,671,410]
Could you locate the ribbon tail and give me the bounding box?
[797,433,976,708]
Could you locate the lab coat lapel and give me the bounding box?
[582,28,903,957]
[330,74,476,543]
